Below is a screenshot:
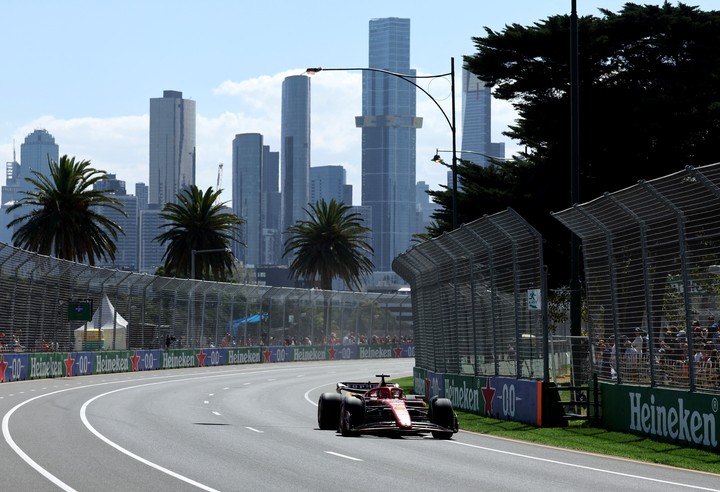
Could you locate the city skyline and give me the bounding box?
[3,1,694,208]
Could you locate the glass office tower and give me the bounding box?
[19,129,59,193]
[358,17,420,271]
[280,75,311,251]
[232,133,264,266]
[149,90,196,206]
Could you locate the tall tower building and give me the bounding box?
[138,205,167,274]
[461,68,505,166]
[19,129,59,193]
[232,133,264,266]
[262,145,282,265]
[358,17,420,272]
[310,165,351,206]
[281,75,311,246]
[149,90,196,206]
[94,194,138,270]
[135,182,149,213]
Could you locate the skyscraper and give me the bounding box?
[149,90,196,206]
[262,145,282,265]
[280,75,311,246]
[359,17,420,272]
[19,129,59,194]
[138,205,167,273]
[232,133,264,266]
[310,165,352,206]
[461,68,505,167]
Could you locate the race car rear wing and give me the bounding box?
[336,374,399,394]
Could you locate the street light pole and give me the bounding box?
[306,57,458,229]
[191,248,230,280]
[570,0,581,337]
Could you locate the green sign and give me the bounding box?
[601,383,719,451]
[68,300,92,321]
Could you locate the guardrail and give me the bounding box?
[0,344,415,382]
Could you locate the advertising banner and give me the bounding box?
[137,350,163,371]
[291,345,329,362]
[95,351,132,374]
[358,344,396,359]
[0,353,29,382]
[487,377,542,426]
[28,352,66,379]
[328,345,357,360]
[161,349,197,369]
[67,351,95,376]
[601,383,719,451]
[444,374,484,414]
[227,347,262,365]
[426,370,445,399]
[413,366,427,395]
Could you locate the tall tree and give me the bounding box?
[155,185,243,281]
[283,198,374,291]
[6,155,125,265]
[429,3,720,287]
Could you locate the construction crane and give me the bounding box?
[217,162,224,190]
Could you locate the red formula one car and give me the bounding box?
[317,374,458,439]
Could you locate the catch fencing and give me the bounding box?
[0,242,411,353]
[392,209,549,379]
[553,163,720,395]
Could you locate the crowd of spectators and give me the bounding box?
[212,331,412,349]
[594,317,720,389]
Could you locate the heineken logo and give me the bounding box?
[629,392,717,447]
[96,354,129,373]
[228,350,261,364]
[162,352,196,369]
[359,346,392,359]
[30,358,64,378]
[445,379,480,413]
[293,347,326,361]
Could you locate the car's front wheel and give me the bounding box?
[430,397,456,439]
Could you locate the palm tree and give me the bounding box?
[6,155,125,265]
[155,185,243,281]
[283,198,374,291]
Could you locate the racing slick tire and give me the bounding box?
[340,396,365,437]
[430,397,456,439]
[318,392,343,430]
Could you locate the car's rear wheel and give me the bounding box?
[430,397,455,439]
[317,392,342,430]
[340,396,364,436]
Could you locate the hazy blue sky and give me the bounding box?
[2,1,718,205]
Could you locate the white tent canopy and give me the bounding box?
[74,294,128,350]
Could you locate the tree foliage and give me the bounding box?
[155,185,243,281]
[283,199,374,291]
[6,155,125,265]
[430,2,720,287]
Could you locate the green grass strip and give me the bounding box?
[393,376,720,474]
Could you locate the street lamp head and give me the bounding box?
[305,67,322,75]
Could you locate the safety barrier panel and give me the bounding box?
[0,343,415,382]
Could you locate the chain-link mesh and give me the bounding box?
[0,242,411,352]
[553,163,720,394]
[393,209,548,379]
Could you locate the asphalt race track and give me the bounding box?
[0,359,718,491]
